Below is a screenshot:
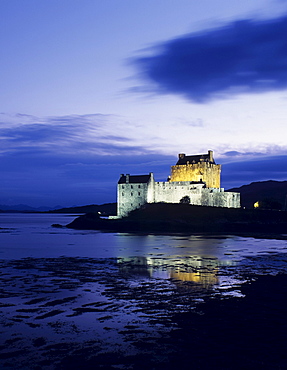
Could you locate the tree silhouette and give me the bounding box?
[180,196,191,204]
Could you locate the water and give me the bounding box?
[0,213,287,304]
[1,213,287,293]
[1,213,287,368]
[1,213,287,260]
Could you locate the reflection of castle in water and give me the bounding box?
[117,255,229,290]
[169,270,218,290]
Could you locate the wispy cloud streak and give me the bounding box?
[0,113,153,156]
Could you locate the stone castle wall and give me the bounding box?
[117,182,149,217]
[117,178,240,218]
[153,181,205,204]
[170,162,221,188]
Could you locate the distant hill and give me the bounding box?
[228,180,287,209]
[50,203,117,216]
[0,204,55,212]
[0,202,117,215]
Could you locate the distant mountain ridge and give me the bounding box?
[228,180,287,209]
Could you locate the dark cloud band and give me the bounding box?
[133,15,287,102]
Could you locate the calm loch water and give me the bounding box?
[1,213,287,369]
[1,213,287,291]
[1,213,287,260]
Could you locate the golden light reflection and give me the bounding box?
[170,270,219,289]
[118,255,220,290]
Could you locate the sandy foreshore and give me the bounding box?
[1,253,287,369]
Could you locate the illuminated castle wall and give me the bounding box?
[170,151,221,188]
[116,151,240,218]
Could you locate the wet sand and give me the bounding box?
[1,256,287,369]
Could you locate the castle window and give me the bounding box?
[138,185,141,188]
[122,185,125,189]
[138,203,141,206]
[131,192,133,196]
[138,192,141,196]
[131,185,133,189]
[122,192,124,196]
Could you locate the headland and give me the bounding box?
[66,203,287,236]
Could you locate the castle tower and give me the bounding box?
[169,150,221,188]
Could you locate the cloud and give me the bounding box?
[2,113,287,207]
[0,113,154,156]
[0,148,175,207]
[132,15,287,102]
[222,150,266,157]
[176,117,205,127]
[0,113,175,207]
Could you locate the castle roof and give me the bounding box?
[118,174,152,184]
[176,151,215,165]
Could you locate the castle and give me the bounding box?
[115,151,240,218]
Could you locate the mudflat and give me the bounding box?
[1,254,287,369]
